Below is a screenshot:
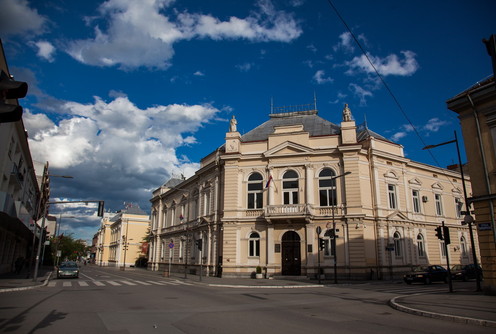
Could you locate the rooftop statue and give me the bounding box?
[229,115,237,132]
[342,103,352,122]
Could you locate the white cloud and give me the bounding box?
[66,0,302,69]
[0,0,47,37]
[391,131,407,142]
[334,32,355,53]
[313,70,333,84]
[24,94,221,210]
[423,117,448,133]
[193,71,205,76]
[349,83,373,106]
[32,41,56,62]
[236,62,254,72]
[346,51,419,77]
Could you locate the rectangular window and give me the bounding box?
[324,238,335,256]
[440,241,446,257]
[388,184,397,209]
[248,192,263,209]
[435,194,443,216]
[283,190,298,204]
[412,190,421,213]
[249,239,260,257]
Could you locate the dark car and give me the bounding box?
[403,265,448,284]
[57,261,79,279]
[451,264,483,281]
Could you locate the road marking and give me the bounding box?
[78,281,89,287]
[106,281,121,286]
[93,281,105,286]
[48,281,56,287]
[63,281,72,287]
[146,281,166,285]
[158,281,179,285]
[120,280,138,286]
[131,280,152,286]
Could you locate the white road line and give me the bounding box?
[120,280,138,286]
[131,280,152,286]
[62,281,72,287]
[158,281,179,285]
[93,281,105,286]
[146,281,166,285]
[78,281,89,287]
[106,281,121,286]
[47,281,57,287]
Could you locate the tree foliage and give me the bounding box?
[50,233,88,263]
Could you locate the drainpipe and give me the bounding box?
[466,93,496,246]
[368,144,382,279]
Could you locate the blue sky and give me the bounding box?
[1,0,495,242]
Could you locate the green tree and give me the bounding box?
[51,233,87,264]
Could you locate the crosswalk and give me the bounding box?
[47,279,193,288]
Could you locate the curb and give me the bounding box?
[0,272,52,293]
[389,293,496,328]
[207,283,324,289]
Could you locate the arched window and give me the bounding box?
[283,170,299,204]
[394,231,402,257]
[460,236,468,257]
[417,233,425,258]
[247,173,263,209]
[249,232,260,257]
[319,168,337,206]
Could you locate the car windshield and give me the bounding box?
[412,266,428,272]
[60,262,77,268]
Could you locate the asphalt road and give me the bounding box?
[0,266,493,334]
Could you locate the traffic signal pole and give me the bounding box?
[442,221,454,293]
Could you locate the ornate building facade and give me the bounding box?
[150,105,478,280]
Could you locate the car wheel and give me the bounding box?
[424,277,431,284]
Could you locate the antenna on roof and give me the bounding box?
[364,113,368,128]
[270,97,274,114]
[313,91,317,111]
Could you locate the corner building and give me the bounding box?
[150,105,478,279]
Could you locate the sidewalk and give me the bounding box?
[0,266,52,293]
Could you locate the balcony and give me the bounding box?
[265,204,308,219]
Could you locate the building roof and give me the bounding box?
[239,109,392,144]
[241,110,340,142]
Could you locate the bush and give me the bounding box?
[256,266,262,274]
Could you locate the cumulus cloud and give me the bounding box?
[32,41,56,62]
[346,51,419,77]
[349,83,373,106]
[66,0,302,69]
[423,117,448,132]
[0,0,47,37]
[390,119,449,142]
[24,94,221,213]
[313,70,333,84]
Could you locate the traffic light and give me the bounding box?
[0,70,28,123]
[442,226,451,245]
[195,239,202,251]
[97,201,105,217]
[435,226,443,240]
[318,238,326,250]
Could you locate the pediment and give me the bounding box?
[431,182,444,190]
[264,141,314,158]
[386,211,409,221]
[408,177,422,186]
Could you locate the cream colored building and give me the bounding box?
[95,212,114,266]
[107,205,150,268]
[150,105,478,279]
[447,75,496,294]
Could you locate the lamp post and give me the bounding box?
[326,171,351,284]
[423,131,482,291]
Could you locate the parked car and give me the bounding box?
[451,264,483,281]
[57,261,79,279]
[403,265,448,284]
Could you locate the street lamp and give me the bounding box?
[326,171,351,284]
[423,131,482,291]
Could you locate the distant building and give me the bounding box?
[150,104,478,279]
[0,39,39,274]
[106,204,150,268]
[95,212,114,266]
[447,75,496,294]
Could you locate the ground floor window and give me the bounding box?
[249,232,260,257]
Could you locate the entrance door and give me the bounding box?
[281,231,301,275]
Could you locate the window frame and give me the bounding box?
[247,173,264,209]
[435,193,443,216]
[319,168,337,207]
[248,232,260,257]
[412,189,421,213]
[416,233,425,258]
[393,231,402,258]
[388,184,398,209]
[282,170,299,205]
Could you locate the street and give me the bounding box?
[0,266,493,334]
